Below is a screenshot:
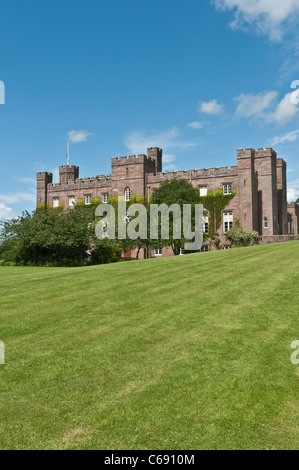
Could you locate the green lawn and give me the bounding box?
[0,242,298,450]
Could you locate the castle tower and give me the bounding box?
[147,147,162,174]
[59,165,79,184]
[111,154,156,197]
[276,158,288,234]
[36,172,53,206]
[237,148,258,232]
[255,148,278,235]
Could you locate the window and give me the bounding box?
[53,197,59,208]
[223,212,233,232]
[126,167,129,177]
[85,195,91,205]
[69,196,75,207]
[223,184,232,195]
[102,193,109,203]
[203,216,209,234]
[200,186,208,196]
[223,246,232,250]
[201,246,209,252]
[125,187,131,201]
[264,217,268,229]
[180,247,185,256]
[154,249,162,256]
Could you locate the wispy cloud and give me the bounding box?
[124,127,198,171]
[0,192,36,205]
[268,92,299,124]
[124,127,197,154]
[234,91,278,118]
[234,90,299,124]
[67,130,93,144]
[0,202,14,221]
[270,129,299,146]
[13,176,36,185]
[187,121,207,130]
[0,175,37,216]
[163,154,178,171]
[287,179,299,202]
[199,100,223,115]
[212,0,299,42]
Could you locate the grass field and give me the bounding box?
[0,242,298,450]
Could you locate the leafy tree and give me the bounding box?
[0,202,121,266]
[199,189,236,250]
[151,179,200,255]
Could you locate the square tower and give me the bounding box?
[255,148,278,235]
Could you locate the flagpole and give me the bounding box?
[66,142,70,166]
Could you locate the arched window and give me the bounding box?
[125,187,131,201]
[264,217,268,229]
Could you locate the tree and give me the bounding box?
[151,179,200,255]
[296,198,299,204]
[0,202,122,266]
[198,189,236,250]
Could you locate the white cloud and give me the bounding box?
[213,0,299,41]
[268,92,299,124]
[67,130,93,144]
[234,90,299,124]
[124,127,198,172]
[124,127,196,155]
[270,129,299,146]
[0,203,14,221]
[199,100,223,115]
[163,154,178,171]
[187,121,206,129]
[234,91,278,118]
[0,192,36,204]
[287,180,299,202]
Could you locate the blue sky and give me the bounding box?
[1,0,299,219]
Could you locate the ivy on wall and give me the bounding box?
[199,189,236,239]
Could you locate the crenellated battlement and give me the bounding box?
[276,158,286,167]
[255,147,277,159]
[48,174,111,190]
[237,147,277,159]
[146,164,238,183]
[111,154,156,166]
[37,171,53,179]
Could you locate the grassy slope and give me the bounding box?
[0,242,298,450]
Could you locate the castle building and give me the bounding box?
[37,147,298,258]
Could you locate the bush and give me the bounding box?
[225,219,259,248]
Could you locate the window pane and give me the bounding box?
[125,188,131,201]
[200,186,207,196]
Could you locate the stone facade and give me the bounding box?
[37,146,298,257]
[287,202,299,235]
